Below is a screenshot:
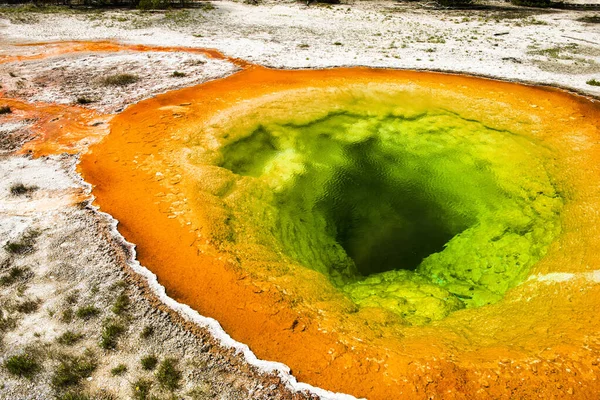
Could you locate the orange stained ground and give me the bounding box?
[5,42,600,399]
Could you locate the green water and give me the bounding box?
[210,96,562,325]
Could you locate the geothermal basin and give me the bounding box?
[74,64,600,399]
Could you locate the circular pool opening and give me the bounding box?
[216,103,562,324]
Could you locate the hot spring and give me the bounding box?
[80,66,600,399]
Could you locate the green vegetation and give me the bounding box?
[3,353,41,378]
[172,71,186,78]
[76,97,94,105]
[110,364,128,376]
[101,74,139,87]
[137,0,169,10]
[76,306,100,320]
[140,325,154,339]
[510,0,550,7]
[64,291,80,305]
[578,15,600,24]
[61,308,74,323]
[56,331,84,346]
[99,320,125,349]
[131,378,153,400]
[15,299,41,314]
[140,355,158,371]
[111,292,129,315]
[4,230,40,255]
[436,0,473,7]
[0,309,17,333]
[51,352,97,389]
[156,358,181,391]
[587,79,600,87]
[56,392,92,400]
[0,106,11,114]
[0,266,32,286]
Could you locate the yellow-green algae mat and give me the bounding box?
[187,83,562,326]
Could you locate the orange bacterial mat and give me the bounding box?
[5,42,600,399]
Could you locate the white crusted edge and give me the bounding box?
[527,271,600,283]
[66,155,362,400]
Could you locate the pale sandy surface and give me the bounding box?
[0,1,599,399]
[0,0,599,96]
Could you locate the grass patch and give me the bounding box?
[587,79,600,86]
[111,292,129,315]
[76,97,94,105]
[172,71,186,78]
[51,352,97,389]
[101,74,139,87]
[140,325,154,339]
[0,106,11,114]
[56,392,92,400]
[0,266,32,286]
[577,15,600,24]
[156,358,181,391]
[4,230,40,255]
[0,309,17,333]
[110,364,127,376]
[140,355,158,371]
[3,353,41,378]
[15,298,41,314]
[99,320,125,350]
[56,331,84,346]
[64,291,79,306]
[61,308,74,323]
[131,378,153,400]
[76,305,100,320]
[10,183,39,196]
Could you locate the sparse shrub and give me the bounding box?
[4,230,40,255]
[0,106,11,114]
[111,292,129,315]
[0,310,17,333]
[436,0,473,6]
[61,308,74,323]
[99,320,125,349]
[0,266,32,286]
[4,353,40,378]
[111,280,127,290]
[56,331,84,346]
[10,183,38,196]
[64,291,80,305]
[578,15,600,24]
[137,0,169,10]
[76,97,94,105]
[140,355,158,371]
[57,392,92,400]
[110,364,127,376]
[333,42,343,46]
[101,74,139,87]
[172,71,186,78]
[156,358,181,391]
[510,0,550,7]
[140,325,154,339]
[587,79,600,87]
[76,305,100,320]
[51,352,97,389]
[15,299,41,314]
[131,378,153,400]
